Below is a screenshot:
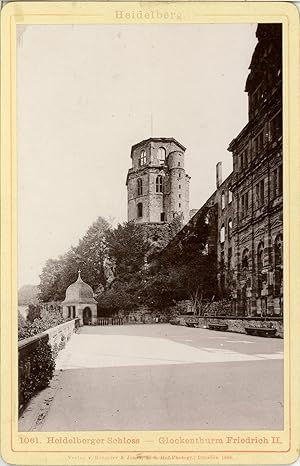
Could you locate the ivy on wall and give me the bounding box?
[18,337,55,415]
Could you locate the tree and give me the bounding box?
[146,207,219,314]
[27,304,42,323]
[39,216,111,302]
[105,221,149,277]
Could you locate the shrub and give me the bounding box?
[18,305,68,340]
[19,337,55,414]
[18,311,29,340]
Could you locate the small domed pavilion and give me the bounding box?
[62,271,97,325]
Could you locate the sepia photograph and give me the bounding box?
[1,1,299,464]
[15,18,285,436]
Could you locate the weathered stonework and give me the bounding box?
[228,24,283,317]
[126,138,190,225]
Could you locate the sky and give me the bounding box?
[17,23,258,287]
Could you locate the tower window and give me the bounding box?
[178,173,181,178]
[228,218,232,238]
[179,185,181,189]
[137,178,143,196]
[178,162,180,166]
[158,147,166,165]
[228,186,233,203]
[160,212,165,222]
[220,224,225,243]
[221,191,225,210]
[137,203,143,218]
[179,203,181,208]
[179,194,181,198]
[156,175,163,193]
[138,150,146,167]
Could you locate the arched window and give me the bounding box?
[242,249,249,270]
[138,150,146,167]
[274,235,283,296]
[156,175,163,193]
[257,243,264,293]
[137,178,143,196]
[221,191,225,210]
[137,203,143,218]
[228,218,232,238]
[158,147,166,165]
[220,224,225,243]
[228,186,233,204]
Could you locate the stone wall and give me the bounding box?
[18,318,80,414]
[43,318,80,357]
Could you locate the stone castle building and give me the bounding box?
[228,23,283,316]
[126,138,190,225]
[156,23,283,318]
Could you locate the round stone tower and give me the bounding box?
[126,138,190,225]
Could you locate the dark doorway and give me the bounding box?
[83,307,92,325]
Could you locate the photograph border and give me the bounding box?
[1,2,299,465]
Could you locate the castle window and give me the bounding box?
[270,112,282,141]
[274,234,283,297]
[228,247,232,270]
[257,243,264,294]
[220,224,225,243]
[221,191,225,210]
[260,179,265,205]
[228,218,232,238]
[255,184,260,208]
[158,147,166,165]
[160,212,165,222]
[179,185,181,189]
[156,175,163,193]
[139,150,146,167]
[278,165,283,195]
[272,169,277,198]
[137,178,143,196]
[137,203,143,218]
[254,132,264,156]
[242,249,249,270]
[228,187,233,203]
[241,192,249,216]
[179,203,181,208]
[179,194,181,199]
[178,162,181,166]
[178,173,181,178]
[240,150,247,170]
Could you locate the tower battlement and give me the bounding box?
[126,138,190,225]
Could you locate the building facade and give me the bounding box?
[156,24,283,318]
[228,23,283,317]
[126,138,190,225]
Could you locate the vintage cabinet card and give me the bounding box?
[1,1,300,465]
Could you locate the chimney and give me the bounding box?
[216,162,222,188]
